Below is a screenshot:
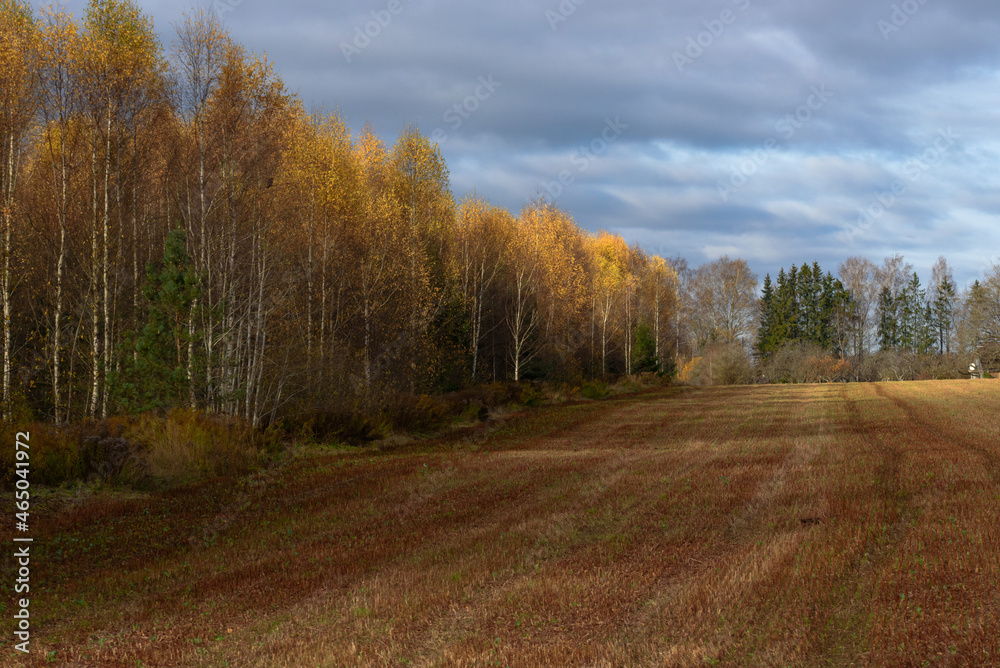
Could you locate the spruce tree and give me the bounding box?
[113,229,202,412]
[901,272,926,353]
[796,263,816,344]
[877,286,897,350]
[783,265,800,341]
[821,272,851,354]
[933,275,956,353]
[632,324,660,373]
[756,274,777,358]
[919,302,936,354]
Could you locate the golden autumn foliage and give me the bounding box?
[0,3,681,426]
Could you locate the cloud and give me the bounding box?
[50,0,1000,286]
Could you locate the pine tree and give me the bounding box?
[821,272,851,354]
[877,286,897,350]
[796,263,815,344]
[113,228,202,412]
[933,275,956,354]
[900,272,926,352]
[773,265,798,343]
[756,273,777,358]
[632,324,659,373]
[919,302,936,354]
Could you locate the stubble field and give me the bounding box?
[3,380,1000,667]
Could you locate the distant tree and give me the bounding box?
[771,267,797,346]
[971,267,1000,347]
[821,271,852,356]
[760,262,849,357]
[894,272,932,354]
[877,286,897,350]
[920,302,936,354]
[689,256,758,349]
[929,257,956,354]
[839,256,879,358]
[796,262,823,344]
[668,256,695,366]
[756,273,778,358]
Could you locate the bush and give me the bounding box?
[0,423,84,489]
[388,394,454,434]
[579,380,609,400]
[517,382,545,407]
[758,342,855,384]
[678,343,752,386]
[300,406,381,445]
[480,382,525,407]
[0,418,148,489]
[75,417,147,485]
[677,357,701,384]
[129,409,273,483]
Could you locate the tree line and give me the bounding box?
[755,254,1000,377]
[0,0,688,426]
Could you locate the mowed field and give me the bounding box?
[4,381,1000,667]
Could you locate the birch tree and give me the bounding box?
[0,0,38,418]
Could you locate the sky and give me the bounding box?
[46,0,1000,290]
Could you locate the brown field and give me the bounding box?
[4,380,1000,667]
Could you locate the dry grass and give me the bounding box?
[3,380,1000,666]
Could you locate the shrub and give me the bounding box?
[679,344,752,386]
[75,417,147,485]
[388,393,454,434]
[0,423,86,488]
[677,357,702,384]
[300,406,381,445]
[128,409,272,483]
[480,382,524,407]
[579,380,609,400]
[517,383,546,407]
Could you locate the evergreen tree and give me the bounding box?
[821,272,851,354]
[919,302,936,354]
[113,229,202,412]
[777,265,799,342]
[632,324,660,373]
[900,272,926,352]
[877,286,897,350]
[756,273,778,358]
[933,275,956,353]
[796,263,818,344]
[762,262,853,355]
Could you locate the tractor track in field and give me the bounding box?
[815,383,916,666]
[611,386,805,661]
[873,383,1000,485]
